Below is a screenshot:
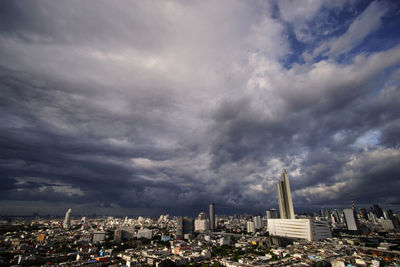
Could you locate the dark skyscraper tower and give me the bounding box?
[209,203,215,231]
[176,217,194,239]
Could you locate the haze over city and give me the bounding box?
[1,0,400,216]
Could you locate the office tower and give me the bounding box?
[386,210,400,230]
[343,208,360,231]
[114,229,122,242]
[176,217,183,238]
[63,209,72,229]
[209,203,215,231]
[266,209,278,219]
[176,217,194,239]
[266,210,271,219]
[277,169,295,219]
[253,216,263,229]
[136,228,153,239]
[379,219,395,231]
[333,209,342,223]
[92,231,106,243]
[247,221,256,233]
[194,212,209,233]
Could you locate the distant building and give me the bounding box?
[277,169,295,219]
[114,227,135,242]
[114,229,122,242]
[372,204,384,218]
[63,209,72,229]
[209,203,215,231]
[137,228,153,239]
[311,220,332,241]
[266,209,278,219]
[343,208,360,231]
[247,221,256,233]
[379,219,395,231]
[198,212,208,220]
[161,235,170,242]
[253,216,263,229]
[219,236,230,245]
[92,231,106,243]
[176,217,194,239]
[195,212,209,233]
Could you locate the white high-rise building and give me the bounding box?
[277,169,295,219]
[63,209,72,229]
[267,219,331,241]
[247,221,256,233]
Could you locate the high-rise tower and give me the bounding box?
[209,203,215,231]
[277,169,295,219]
[63,209,72,229]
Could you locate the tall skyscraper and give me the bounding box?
[63,209,72,229]
[209,203,215,231]
[343,208,360,231]
[277,169,295,219]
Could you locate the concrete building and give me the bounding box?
[311,220,332,241]
[247,221,256,233]
[266,209,278,219]
[63,209,72,229]
[267,219,331,241]
[253,216,263,229]
[176,217,194,239]
[209,203,215,231]
[137,228,153,239]
[194,218,209,233]
[92,231,106,243]
[277,169,295,219]
[379,219,395,231]
[343,208,360,231]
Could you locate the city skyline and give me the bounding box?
[1,0,400,216]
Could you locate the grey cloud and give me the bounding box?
[0,0,399,215]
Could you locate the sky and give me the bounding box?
[1,0,400,217]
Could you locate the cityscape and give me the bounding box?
[1,0,400,266]
[1,170,399,266]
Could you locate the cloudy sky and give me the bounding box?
[1,0,400,216]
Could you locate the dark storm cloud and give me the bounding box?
[0,0,400,215]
